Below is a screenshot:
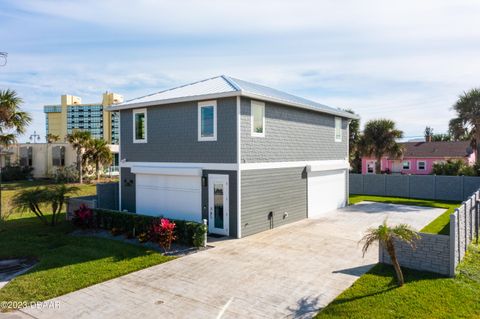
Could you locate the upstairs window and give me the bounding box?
[402,161,410,170]
[133,108,147,143]
[198,101,217,141]
[251,101,265,137]
[335,117,342,142]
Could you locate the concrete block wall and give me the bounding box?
[450,190,480,274]
[379,233,451,276]
[350,174,480,201]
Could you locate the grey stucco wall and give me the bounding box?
[120,167,136,212]
[350,174,480,201]
[241,167,307,237]
[96,182,119,210]
[120,97,237,163]
[240,97,348,163]
[202,170,238,238]
[379,233,451,276]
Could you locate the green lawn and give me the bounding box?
[0,180,172,310]
[349,194,459,235]
[316,244,480,318]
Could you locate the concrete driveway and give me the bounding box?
[11,202,444,319]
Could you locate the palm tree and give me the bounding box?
[361,220,420,286]
[84,139,113,181]
[12,184,78,226]
[67,131,92,184]
[358,119,403,174]
[0,89,32,217]
[451,89,480,159]
[46,133,60,144]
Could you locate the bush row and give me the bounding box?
[92,208,207,247]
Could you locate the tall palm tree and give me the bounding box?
[358,119,403,174]
[451,89,480,159]
[67,131,92,184]
[0,89,32,217]
[361,220,420,286]
[84,139,113,181]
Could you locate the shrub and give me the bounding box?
[1,165,33,181]
[52,165,79,183]
[72,204,94,228]
[152,218,177,252]
[432,159,476,176]
[92,209,206,247]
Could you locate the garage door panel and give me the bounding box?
[136,174,202,222]
[308,170,346,218]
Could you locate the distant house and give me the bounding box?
[361,141,475,175]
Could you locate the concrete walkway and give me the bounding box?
[8,202,444,319]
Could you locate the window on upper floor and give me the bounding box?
[335,117,342,142]
[367,161,375,174]
[402,160,410,170]
[417,161,426,171]
[198,101,217,141]
[251,100,265,137]
[52,146,66,167]
[133,108,147,143]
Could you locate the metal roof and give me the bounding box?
[109,75,358,119]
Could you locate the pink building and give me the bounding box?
[362,141,476,175]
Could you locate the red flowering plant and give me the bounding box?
[152,218,177,252]
[73,204,94,229]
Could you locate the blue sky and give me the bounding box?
[1,0,480,142]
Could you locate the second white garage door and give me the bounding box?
[308,170,347,218]
[136,173,202,222]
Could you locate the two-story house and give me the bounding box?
[109,75,358,238]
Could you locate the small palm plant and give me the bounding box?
[12,184,79,226]
[360,220,420,286]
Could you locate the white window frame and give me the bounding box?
[133,108,147,143]
[366,161,376,174]
[417,160,426,171]
[335,117,342,142]
[251,100,265,137]
[198,100,217,142]
[402,160,411,170]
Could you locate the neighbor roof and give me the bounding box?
[108,75,358,119]
[399,141,473,158]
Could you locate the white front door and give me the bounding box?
[208,174,229,236]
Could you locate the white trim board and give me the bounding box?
[131,166,202,176]
[120,161,238,171]
[240,160,349,171]
[120,160,349,172]
[236,96,242,239]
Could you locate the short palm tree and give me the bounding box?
[451,88,480,159]
[12,184,78,226]
[0,89,32,217]
[84,139,113,181]
[361,220,420,286]
[67,131,92,183]
[358,119,404,174]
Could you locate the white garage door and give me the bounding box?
[308,170,347,218]
[136,173,202,222]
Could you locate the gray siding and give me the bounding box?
[241,167,307,237]
[202,170,238,238]
[120,168,136,212]
[120,97,237,163]
[240,97,348,163]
